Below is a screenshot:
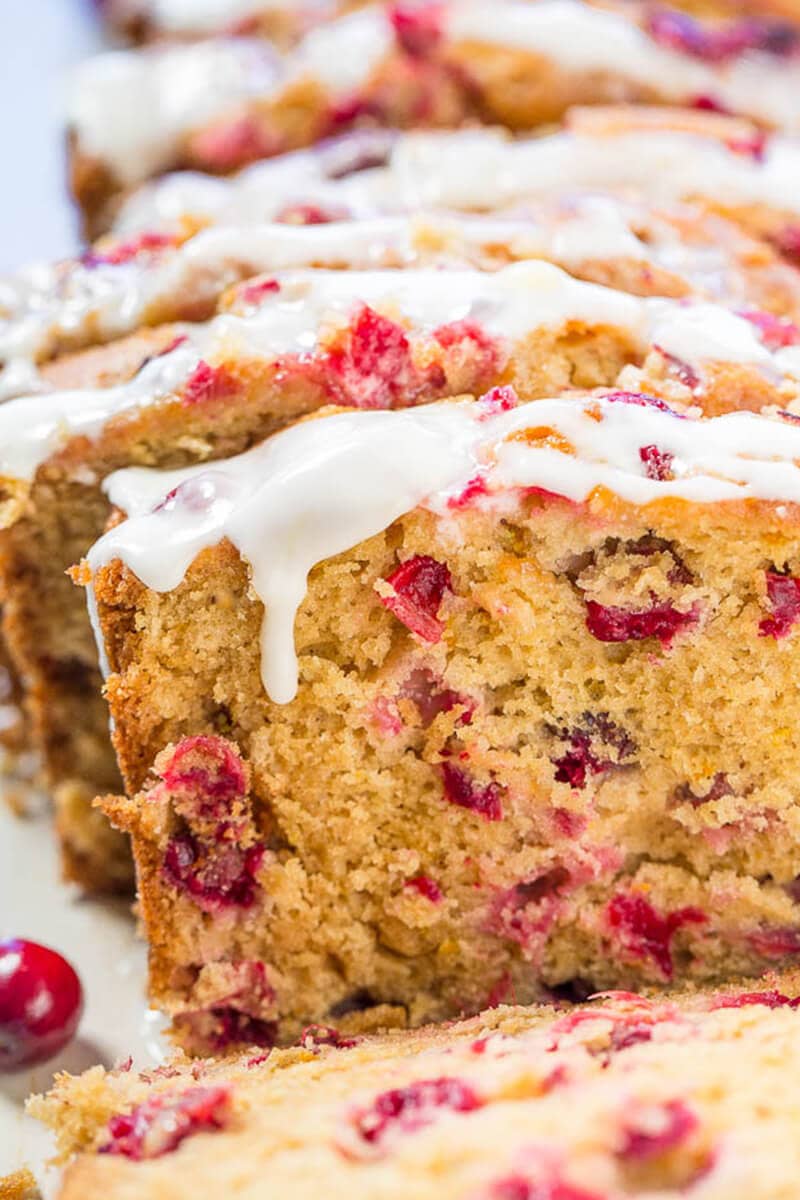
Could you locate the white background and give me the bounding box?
[0,0,102,269]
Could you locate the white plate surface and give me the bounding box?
[0,794,166,1193]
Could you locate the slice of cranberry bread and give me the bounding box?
[81,390,800,1046]
[8,190,800,401]
[111,111,800,254]
[9,259,799,891]
[30,979,800,1199]
[68,1,800,234]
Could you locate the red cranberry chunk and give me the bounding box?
[484,1174,603,1200]
[161,735,247,809]
[603,390,679,416]
[672,772,732,807]
[83,231,175,268]
[619,1099,698,1161]
[441,763,504,821]
[433,318,503,383]
[207,1008,277,1052]
[380,554,452,642]
[646,8,799,62]
[551,712,635,790]
[748,925,800,959]
[163,833,264,912]
[773,223,800,267]
[404,875,444,903]
[759,570,800,639]
[353,1076,481,1146]
[274,202,347,225]
[713,988,800,1010]
[0,940,83,1071]
[639,444,674,481]
[606,893,706,980]
[299,1025,359,1050]
[398,668,473,727]
[390,2,444,55]
[182,360,238,406]
[585,599,696,645]
[739,309,800,350]
[654,347,700,389]
[237,277,281,305]
[99,1085,231,1160]
[191,115,278,171]
[325,305,441,409]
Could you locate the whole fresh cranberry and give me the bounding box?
[0,939,83,1070]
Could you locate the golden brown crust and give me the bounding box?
[0,1170,40,1200]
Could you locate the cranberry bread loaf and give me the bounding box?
[6,260,800,890]
[31,979,800,1198]
[68,0,800,234]
[81,389,800,1045]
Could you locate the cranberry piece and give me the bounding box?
[671,772,732,807]
[379,554,452,642]
[99,1085,231,1160]
[433,318,503,384]
[191,115,278,172]
[759,570,800,639]
[397,668,472,727]
[163,833,264,912]
[550,712,635,790]
[299,1025,359,1050]
[182,360,239,406]
[236,277,281,305]
[772,224,800,267]
[585,599,696,645]
[274,202,347,225]
[441,762,504,821]
[404,875,443,903]
[0,940,83,1071]
[639,444,674,481]
[479,385,519,416]
[602,390,679,416]
[206,1008,277,1052]
[619,1099,698,1160]
[713,989,800,1009]
[390,3,444,56]
[646,8,797,62]
[160,735,248,816]
[353,1076,481,1146]
[489,868,571,950]
[748,925,800,959]
[653,348,701,390]
[606,894,707,980]
[739,309,800,350]
[325,304,443,409]
[82,231,175,268]
[483,1174,602,1200]
[448,474,490,509]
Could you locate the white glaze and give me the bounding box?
[70,0,800,189]
[114,124,800,238]
[89,393,800,704]
[0,206,649,373]
[1,260,794,482]
[145,0,312,31]
[67,39,285,184]
[445,0,800,130]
